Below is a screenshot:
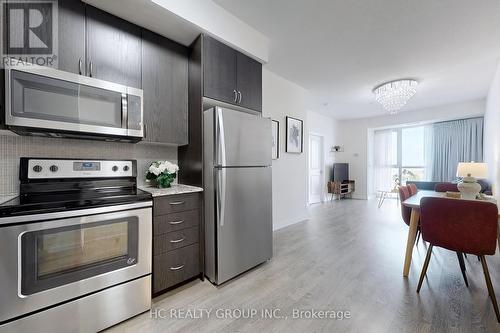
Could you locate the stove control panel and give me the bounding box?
[26,159,135,179]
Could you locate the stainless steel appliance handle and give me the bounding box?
[121,93,128,130]
[170,264,185,271]
[0,201,152,226]
[216,108,227,167]
[170,237,185,243]
[169,220,184,225]
[89,61,93,77]
[219,168,227,227]
[216,108,227,227]
[78,58,83,75]
[237,91,242,104]
[169,201,185,206]
[233,90,238,103]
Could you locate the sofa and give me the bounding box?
[406,180,492,195]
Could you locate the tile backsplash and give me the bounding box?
[0,131,177,195]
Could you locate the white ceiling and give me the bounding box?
[214,0,500,119]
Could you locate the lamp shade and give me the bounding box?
[456,162,488,179]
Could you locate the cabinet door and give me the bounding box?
[203,35,237,104]
[86,6,142,88]
[57,0,86,74]
[142,30,188,144]
[236,52,262,112]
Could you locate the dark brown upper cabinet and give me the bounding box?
[203,36,237,105]
[56,0,86,74]
[86,6,142,88]
[203,35,262,112]
[142,30,189,145]
[236,52,262,111]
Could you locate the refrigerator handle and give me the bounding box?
[216,108,227,166]
[217,168,227,227]
[216,108,227,227]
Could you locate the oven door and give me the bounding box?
[0,204,152,324]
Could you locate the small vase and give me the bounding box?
[158,182,172,189]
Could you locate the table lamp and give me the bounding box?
[456,162,488,200]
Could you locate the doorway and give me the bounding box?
[309,134,324,204]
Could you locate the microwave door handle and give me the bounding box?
[78,58,83,75]
[121,94,128,130]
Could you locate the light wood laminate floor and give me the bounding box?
[108,199,500,333]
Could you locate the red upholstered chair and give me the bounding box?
[398,185,422,244]
[417,197,500,322]
[398,185,412,227]
[434,182,459,193]
[408,183,418,196]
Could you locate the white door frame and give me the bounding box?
[308,133,325,205]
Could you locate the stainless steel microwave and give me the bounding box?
[4,62,144,142]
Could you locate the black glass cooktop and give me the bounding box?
[0,187,152,218]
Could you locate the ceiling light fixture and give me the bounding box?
[373,79,418,114]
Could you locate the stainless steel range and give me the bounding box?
[0,158,152,332]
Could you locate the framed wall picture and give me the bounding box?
[272,120,279,159]
[285,116,303,153]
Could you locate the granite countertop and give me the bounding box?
[139,184,203,197]
[0,194,17,205]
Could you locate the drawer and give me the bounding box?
[154,226,199,255]
[153,243,199,292]
[153,193,200,216]
[154,210,199,235]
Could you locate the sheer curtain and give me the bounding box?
[431,117,484,181]
[373,130,395,192]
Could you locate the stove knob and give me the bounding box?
[112,165,119,172]
[49,165,58,173]
[123,165,130,172]
[33,165,43,173]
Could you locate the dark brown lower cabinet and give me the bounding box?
[153,244,200,292]
[152,193,202,295]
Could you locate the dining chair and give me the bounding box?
[417,197,499,323]
[408,183,418,196]
[398,185,421,244]
[434,182,459,192]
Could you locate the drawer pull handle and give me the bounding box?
[169,201,186,205]
[170,237,185,243]
[169,220,185,225]
[170,264,185,271]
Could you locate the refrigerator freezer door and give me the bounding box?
[216,107,272,167]
[216,166,272,284]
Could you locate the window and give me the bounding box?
[373,125,428,193]
[401,126,426,184]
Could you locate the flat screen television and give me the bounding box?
[333,163,349,183]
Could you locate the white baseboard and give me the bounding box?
[273,215,309,231]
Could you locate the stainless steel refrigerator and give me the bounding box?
[204,106,273,285]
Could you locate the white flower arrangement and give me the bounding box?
[146,160,179,188]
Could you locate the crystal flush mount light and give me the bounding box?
[373,79,418,114]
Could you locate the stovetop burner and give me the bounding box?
[0,158,152,218]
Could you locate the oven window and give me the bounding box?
[21,218,138,295]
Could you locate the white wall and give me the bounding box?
[336,99,486,199]
[484,62,500,201]
[307,110,339,202]
[262,68,309,230]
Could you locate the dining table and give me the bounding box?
[402,190,500,277]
